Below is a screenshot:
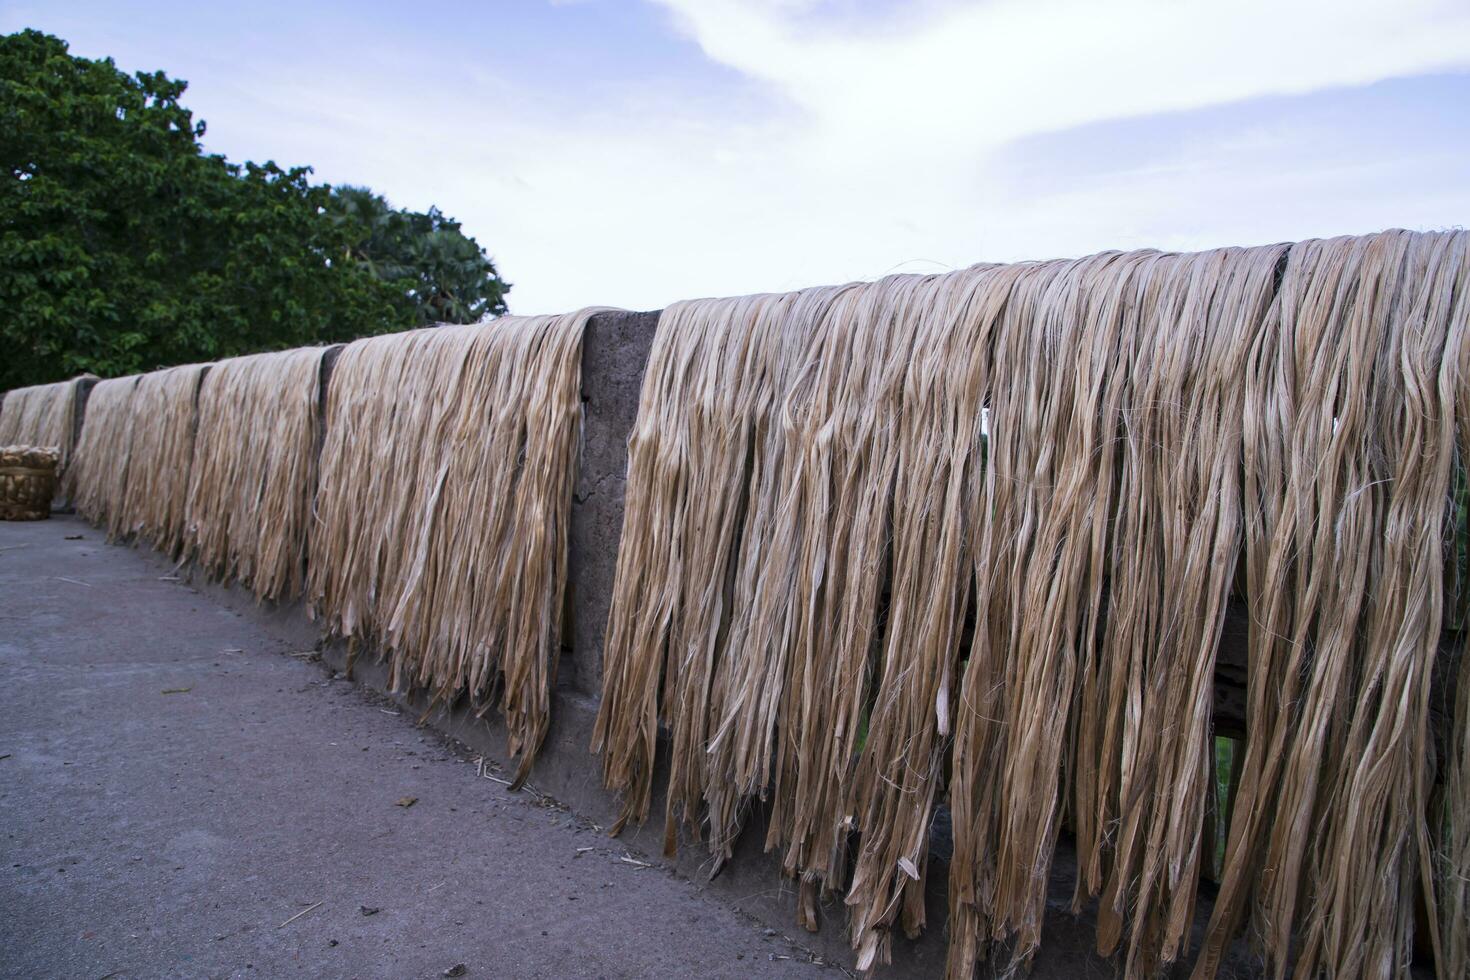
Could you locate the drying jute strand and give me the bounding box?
[184,347,329,603]
[594,228,1470,978]
[1194,231,1469,980]
[66,375,140,527]
[703,283,863,879]
[115,363,211,556]
[311,310,609,783]
[66,363,209,550]
[310,322,479,646]
[1441,232,1470,980]
[0,375,93,472]
[844,264,1021,964]
[1076,245,1287,977]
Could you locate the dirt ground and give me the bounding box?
[0,514,837,979]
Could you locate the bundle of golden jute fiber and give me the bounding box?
[0,375,93,472]
[948,244,1289,979]
[596,267,1028,946]
[699,283,872,883]
[107,363,211,556]
[740,270,981,950]
[183,347,330,603]
[309,323,479,646]
[1441,275,1470,979]
[844,261,1038,965]
[66,375,141,532]
[1442,637,1470,978]
[593,228,1470,978]
[591,284,854,846]
[310,311,608,783]
[1069,246,1288,975]
[1189,230,1469,980]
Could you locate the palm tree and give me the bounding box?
[327,185,394,274]
[327,186,509,325]
[409,228,501,323]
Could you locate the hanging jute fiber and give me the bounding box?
[310,310,608,784]
[593,228,1470,978]
[1439,278,1470,980]
[66,375,140,534]
[949,245,1288,978]
[183,347,329,603]
[1191,231,1468,980]
[592,283,853,849]
[0,375,93,473]
[112,363,211,556]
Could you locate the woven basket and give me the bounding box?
[0,445,60,521]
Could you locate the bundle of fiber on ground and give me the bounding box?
[109,363,211,556]
[183,347,330,603]
[0,376,92,472]
[310,311,607,783]
[66,376,141,532]
[594,228,1470,978]
[0,445,61,520]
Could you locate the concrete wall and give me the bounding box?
[564,310,660,695]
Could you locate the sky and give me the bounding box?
[4,0,1469,315]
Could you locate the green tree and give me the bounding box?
[0,30,509,390]
[327,186,509,325]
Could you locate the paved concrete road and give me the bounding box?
[0,516,834,980]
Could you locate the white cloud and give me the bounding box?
[491,0,1470,311]
[652,0,1470,152]
[6,0,1469,315]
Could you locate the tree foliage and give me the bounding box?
[328,186,509,325]
[0,30,510,390]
